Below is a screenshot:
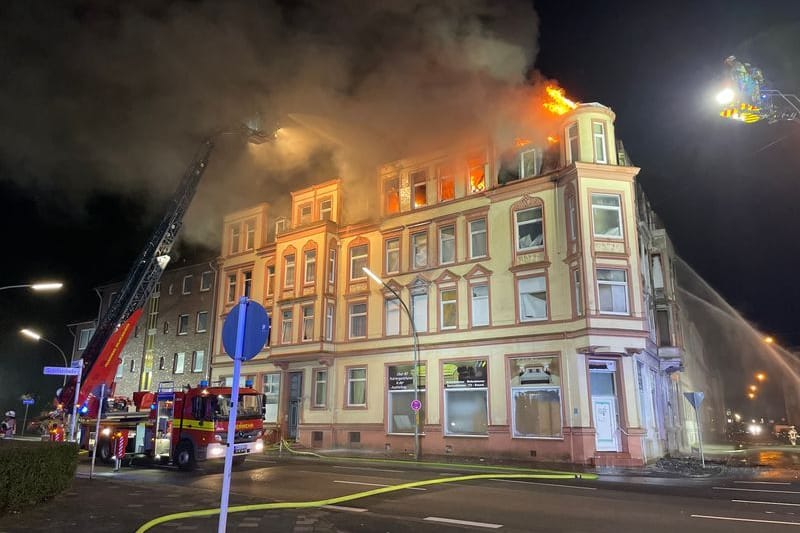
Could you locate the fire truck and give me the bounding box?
[60,118,271,469]
[85,381,266,469]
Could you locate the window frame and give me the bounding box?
[469,282,490,328]
[312,368,328,408]
[191,350,205,373]
[514,206,544,253]
[182,275,192,295]
[384,297,401,337]
[242,270,253,298]
[596,268,630,315]
[439,287,458,330]
[200,271,213,292]
[328,247,336,285]
[281,307,294,344]
[410,290,428,333]
[438,163,455,202]
[384,237,400,275]
[519,148,541,178]
[349,243,368,281]
[468,217,488,259]
[591,193,624,240]
[319,197,333,221]
[284,253,296,289]
[298,202,313,225]
[384,176,400,215]
[324,301,335,342]
[304,248,317,285]
[592,120,608,164]
[229,223,241,255]
[78,328,94,351]
[244,219,256,250]
[411,170,427,209]
[572,268,584,317]
[411,231,428,270]
[517,275,548,322]
[173,352,185,374]
[566,122,579,163]
[226,273,236,303]
[348,301,368,340]
[301,304,315,342]
[345,366,367,408]
[438,224,456,265]
[196,311,208,333]
[266,265,275,297]
[177,314,190,335]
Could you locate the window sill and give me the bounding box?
[443,433,489,438]
[387,432,427,436]
[511,435,564,441]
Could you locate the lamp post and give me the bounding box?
[362,267,420,460]
[20,329,69,386]
[0,282,63,292]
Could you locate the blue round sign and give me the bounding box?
[222,299,270,361]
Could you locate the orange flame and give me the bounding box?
[547,135,559,144]
[514,137,532,148]
[543,84,578,115]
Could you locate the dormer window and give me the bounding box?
[275,217,287,235]
[319,198,332,221]
[299,204,312,225]
[566,123,579,163]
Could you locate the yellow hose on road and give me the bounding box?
[135,471,597,532]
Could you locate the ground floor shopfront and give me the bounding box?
[211,338,664,466]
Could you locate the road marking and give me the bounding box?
[334,480,426,491]
[424,517,503,528]
[490,479,596,490]
[322,505,367,513]
[247,457,276,464]
[691,514,800,526]
[733,499,800,507]
[332,466,403,473]
[714,486,800,495]
[733,481,792,485]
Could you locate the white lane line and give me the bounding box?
[424,517,503,529]
[332,466,403,473]
[734,481,792,485]
[490,479,596,490]
[733,499,800,507]
[691,514,800,526]
[714,486,800,495]
[322,505,368,513]
[333,480,426,491]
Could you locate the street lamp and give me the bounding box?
[362,267,420,460]
[755,372,766,382]
[20,328,69,386]
[0,282,63,292]
[764,336,774,344]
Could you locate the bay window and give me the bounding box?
[592,193,623,238]
[593,121,608,163]
[597,268,629,314]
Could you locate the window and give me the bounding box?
[173,352,185,374]
[509,356,562,438]
[597,269,629,314]
[515,207,544,251]
[78,328,94,351]
[325,302,335,341]
[573,270,584,316]
[328,249,336,284]
[469,218,487,258]
[411,291,428,333]
[385,238,399,274]
[284,254,296,288]
[281,309,293,343]
[242,270,252,298]
[567,195,578,241]
[347,367,367,406]
[196,311,208,333]
[593,122,608,163]
[313,370,327,408]
[566,123,579,163]
[319,198,332,221]
[471,284,489,327]
[385,298,400,336]
[263,373,280,423]
[275,217,287,234]
[130,359,136,373]
[468,153,486,193]
[304,250,316,284]
[200,271,213,291]
[230,224,240,254]
[178,314,189,335]
[266,265,275,297]
[349,244,368,280]
[518,277,547,321]
[520,148,541,178]
[411,232,427,269]
[592,194,623,238]
[115,361,124,379]
[439,225,455,264]
[384,176,400,214]
[388,364,426,434]
[192,350,205,373]
[245,219,255,250]
[182,275,192,295]
[348,302,367,339]
[438,164,455,202]
[302,305,314,341]
[440,288,457,329]
[299,203,312,224]
[443,359,488,436]
[657,309,671,346]
[158,356,165,370]
[226,274,236,303]
[411,170,427,209]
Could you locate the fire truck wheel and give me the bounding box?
[97,439,113,464]
[175,440,196,471]
[232,455,246,467]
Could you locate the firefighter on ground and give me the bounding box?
[1,411,16,438]
[789,426,798,446]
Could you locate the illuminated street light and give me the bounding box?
[20,328,69,386]
[747,392,756,400]
[749,385,757,392]
[362,266,420,461]
[0,282,63,292]
[716,87,735,105]
[755,372,766,382]
[764,336,774,344]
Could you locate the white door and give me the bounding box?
[592,396,619,451]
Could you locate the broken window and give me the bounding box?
[384,177,400,214]
[468,153,486,193]
[412,170,427,208]
[515,207,544,251]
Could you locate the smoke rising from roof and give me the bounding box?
[0,0,547,244]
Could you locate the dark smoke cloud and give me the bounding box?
[0,0,544,244]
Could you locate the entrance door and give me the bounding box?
[287,371,303,440]
[590,360,620,452]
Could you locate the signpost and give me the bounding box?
[69,359,84,442]
[90,383,105,480]
[21,397,34,437]
[683,391,705,467]
[218,297,270,533]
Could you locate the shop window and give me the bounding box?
[443,359,488,436]
[509,356,562,438]
[387,364,426,434]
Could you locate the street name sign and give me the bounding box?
[43,366,81,376]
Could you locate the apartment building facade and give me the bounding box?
[209,102,689,465]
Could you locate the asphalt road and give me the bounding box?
[55,453,800,532]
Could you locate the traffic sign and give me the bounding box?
[410,399,422,412]
[22,399,34,406]
[43,366,81,376]
[222,299,270,361]
[683,391,705,410]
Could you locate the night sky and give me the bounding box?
[1,1,798,419]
